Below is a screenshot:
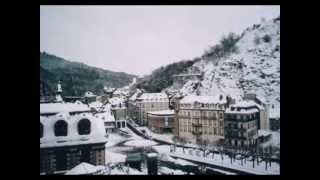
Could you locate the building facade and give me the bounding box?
[175,95,227,144]
[135,93,169,126]
[269,106,280,131]
[224,101,259,149]
[109,97,127,129]
[244,93,270,130]
[40,103,107,175]
[147,110,175,134]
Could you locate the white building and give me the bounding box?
[176,94,227,144]
[40,102,107,174]
[109,97,127,129]
[135,93,170,126]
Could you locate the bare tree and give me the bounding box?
[180,137,187,153]
[172,135,179,152]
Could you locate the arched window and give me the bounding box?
[54,120,68,136]
[78,119,91,135]
[40,122,43,138]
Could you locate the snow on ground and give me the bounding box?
[206,167,237,175]
[105,133,128,148]
[153,145,279,175]
[137,126,174,143]
[124,139,158,147]
[175,158,197,166]
[66,162,99,175]
[158,166,188,175]
[159,153,197,167]
[109,166,146,175]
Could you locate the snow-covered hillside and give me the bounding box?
[168,17,280,110]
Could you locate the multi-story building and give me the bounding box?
[175,94,227,144]
[40,103,107,175]
[224,100,259,149]
[84,91,97,104]
[109,97,127,129]
[147,110,175,134]
[127,89,143,122]
[269,106,280,131]
[135,93,169,126]
[243,93,270,130]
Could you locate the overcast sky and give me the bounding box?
[40,5,279,76]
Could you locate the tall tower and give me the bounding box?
[55,80,63,103]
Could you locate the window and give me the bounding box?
[78,119,91,135]
[54,120,68,136]
[219,112,223,119]
[40,123,43,138]
[55,149,67,171]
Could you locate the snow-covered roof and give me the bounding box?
[85,91,96,97]
[269,107,280,119]
[124,140,157,147]
[89,101,103,109]
[137,93,168,102]
[95,111,115,122]
[104,87,115,93]
[66,162,99,175]
[225,100,261,114]
[234,100,264,109]
[129,89,142,101]
[109,97,125,106]
[180,94,227,104]
[40,112,107,148]
[40,103,91,114]
[225,108,259,114]
[147,110,175,116]
[147,153,158,158]
[258,129,272,137]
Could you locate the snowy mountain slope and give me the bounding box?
[168,17,280,109]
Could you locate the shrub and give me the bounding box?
[220,33,240,53]
[263,34,271,43]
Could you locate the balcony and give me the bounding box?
[192,123,202,127]
[192,130,202,135]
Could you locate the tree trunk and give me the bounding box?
[253,157,255,168]
[269,158,272,167]
[265,160,268,170]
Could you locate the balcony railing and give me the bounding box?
[192,130,202,135]
[192,123,202,127]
